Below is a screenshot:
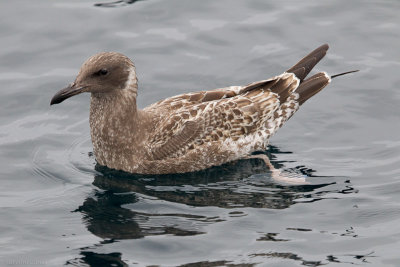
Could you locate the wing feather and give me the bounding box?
[143,77,280,113]
[151,119,204,160]
[148,73,301,161]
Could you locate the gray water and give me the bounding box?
[1,0,399,266]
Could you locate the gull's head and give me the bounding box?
[50,52,137,105]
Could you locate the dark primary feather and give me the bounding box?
[285,44,331,106]
[286,44,329,81]
[296,72,330,105]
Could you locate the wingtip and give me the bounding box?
[296,72,331,105]
[287,44,330,81]
[322,71,332,83]
[321,43,329,50]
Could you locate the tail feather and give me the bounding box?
[287,44,329,81]
[296,72,331,105]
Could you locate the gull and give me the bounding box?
[51,44,357,175]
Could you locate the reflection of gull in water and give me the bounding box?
[67,145,357,266]
[73,145,354,237]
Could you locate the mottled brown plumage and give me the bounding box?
[51,44,335,174]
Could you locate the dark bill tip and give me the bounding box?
[50,84,87,105]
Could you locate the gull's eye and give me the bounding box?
[94,68,108,76]
[100,68,108,75]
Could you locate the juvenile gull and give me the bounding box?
[51,44,356,174]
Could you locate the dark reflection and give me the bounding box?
[327,251,376,264]
[257,232,289,242]
[179,261,255,267]
[70,146,356,266]
[250,252,322,267]
[75,146,347,239]
[94,0,142,8]
[89,158,330,210]
[66,251,127,267]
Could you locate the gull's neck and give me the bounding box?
[89,88,143,168]
[89,88,139,141]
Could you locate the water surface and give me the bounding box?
[0,0,399,266]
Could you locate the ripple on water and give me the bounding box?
[30,135,95,185]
